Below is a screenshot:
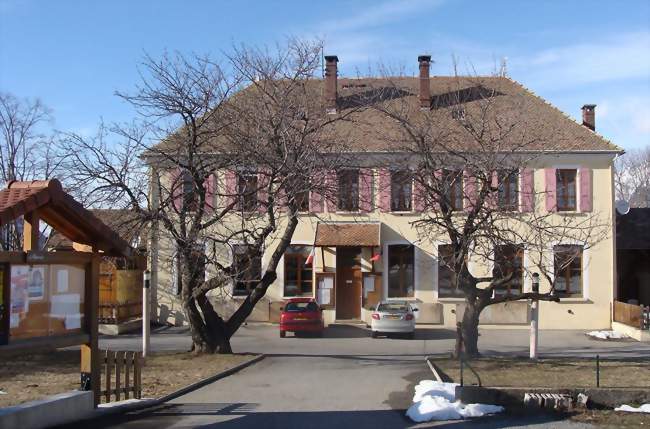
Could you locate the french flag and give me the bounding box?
[305,247,315,265]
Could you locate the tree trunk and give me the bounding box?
[461,301,481,357]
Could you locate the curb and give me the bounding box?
[70,354,265,425]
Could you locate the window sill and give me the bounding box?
[556,297,591,303]
[334,211,367,215]
[437,297,466,303]
[388,210,416,215]
[281,294,315,300]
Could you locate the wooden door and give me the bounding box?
[0,265,8,345]
[336,247,362,320]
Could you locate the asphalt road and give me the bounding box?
[67,355,594,429]
[100,323,650,359]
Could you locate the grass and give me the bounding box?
[0,349,256,408]
[430,357,650,427]
[430,357,650,389]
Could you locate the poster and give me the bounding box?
[317,288,331,305]
[28,266,46,300]
[57,269,69,293]
[10,266,30,323]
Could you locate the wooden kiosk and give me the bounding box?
[0,180,135,406]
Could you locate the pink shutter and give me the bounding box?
[324,170,337,212]
[203,173,215,213]
[433,170,442,211]
[225,170,237,208]
[258,169,270,213]
[378,168,391,212]
[579,167,592,212]
[170,168,182,211]
[463,170,476,213]
[487,171,498,209]
[359,168,373,212]
[413,177,425,212]
[520,168,534,213]
[309,171,324,213]
[545,168,557,212]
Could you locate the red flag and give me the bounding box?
[305,247,315,265]
[370,253,380,262]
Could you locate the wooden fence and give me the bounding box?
[102,350,142,403]
[613,300,649,330]
[99,301,142,324]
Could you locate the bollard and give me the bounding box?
[459,355,464,387]
[596,354,600,387]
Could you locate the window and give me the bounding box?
[284,301,319,312]
[556,169,577,211]
[238,171,258,212]
[497,170,519,211]
[387,244,414,298]
[437,244,464,298]
[554,245,583,297]
[493,244,524,295]
[283,245,313,297]
[441,170,463,211]
[232,244,262,296]
[337,169,359,211]
[296,189,310,212]
[391,170,413,211]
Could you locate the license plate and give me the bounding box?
[385,315,401,320]
[294,317,307,320]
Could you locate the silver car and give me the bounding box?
[370,301,417,339]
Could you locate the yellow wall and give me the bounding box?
[152,153,616,330]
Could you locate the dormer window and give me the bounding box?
[451,106,465,120]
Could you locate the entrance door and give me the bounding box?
[336,247,362,320]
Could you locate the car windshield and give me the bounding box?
[377,303,410,313]
[285,301,319,312]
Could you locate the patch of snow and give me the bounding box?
[405,380,504,423]
[0,390,6,395]
[586,330,628,340]
[615,404,650,413]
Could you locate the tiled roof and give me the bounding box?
[0,180,134,257]
[149,75,621,156]
[315,222,380,247]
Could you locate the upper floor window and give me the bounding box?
[338,169,359,211]
[441,170,464,211]
[554,244,583,297]
[387,244,414,298]
[232,244,262,296]
[556,169,577,212]
[283,245,313,297]
[437,244,464,298]
[391,170,412,212]
[497,170,519,211]
[493,244,524,295]
[238,171,258,212]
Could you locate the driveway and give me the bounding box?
[67,355,593,429]
[101,323,650,359]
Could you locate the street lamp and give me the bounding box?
[143,270,151,359]
[530,273,540,359]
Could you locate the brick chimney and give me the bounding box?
[418,55,432,110]
[324,55,338,114]
[582,104,596,131]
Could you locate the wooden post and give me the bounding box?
[124,352,131,399]
[115,351,122,401]
[0,264,9,345]
[105,350,113,403]
[23,211,40,251]
[81,254,101,406]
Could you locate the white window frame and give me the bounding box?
[547,239,590,301]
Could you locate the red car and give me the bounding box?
[279,298,324,338]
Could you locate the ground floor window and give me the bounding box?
[232,244,262,296]
[283,245,313,297]
[387,244,414,298]
[554,244,583,297]
[493,244,524,296]
[437,244,464,298]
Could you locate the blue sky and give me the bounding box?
[1,0,649,150]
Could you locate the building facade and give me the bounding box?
[149,56,622,331]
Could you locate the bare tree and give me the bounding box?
[0,92,63,249]
[63,40,353,353]
[615,146,649,208]
[367,73,609,356]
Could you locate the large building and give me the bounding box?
[148,55,622,331]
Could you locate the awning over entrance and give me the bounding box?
[314,222,380,247]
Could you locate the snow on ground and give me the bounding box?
[406,380,504,423]
[615,404,650,413]
[586,330,628,340]
[98,398,154,408]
